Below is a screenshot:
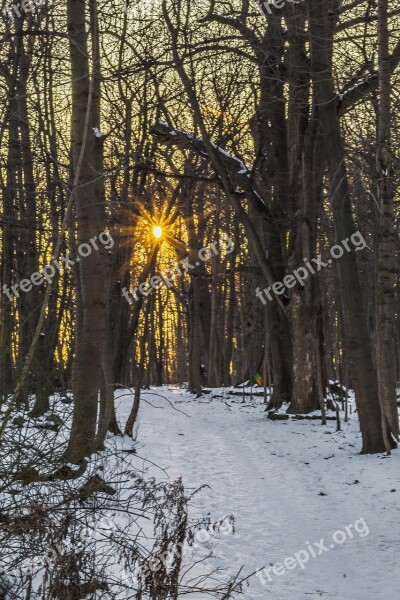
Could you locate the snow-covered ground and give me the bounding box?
[115,386,400,600]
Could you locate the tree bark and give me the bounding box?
[65,0,108,463]
[376,0,399,452]
[308,0,387,453]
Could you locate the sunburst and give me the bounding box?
[152,225,163,239]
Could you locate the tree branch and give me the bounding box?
[150,120,254,194]
[338,39,400,116]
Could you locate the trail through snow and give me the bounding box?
[116,387,400,600]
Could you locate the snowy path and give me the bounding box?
[116,387,400,600]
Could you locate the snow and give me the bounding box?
[93,126,106,138]
[209,142,250,175]
[154,120,251,177]
[2,387,398,598]
[337,74,378,103]
[115,386,400,599]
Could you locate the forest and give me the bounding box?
[0,0,399,598]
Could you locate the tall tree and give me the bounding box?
[65,0,109,463]
[376,0,399,452]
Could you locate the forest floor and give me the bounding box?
[116,386,400,600]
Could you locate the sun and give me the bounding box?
[152,225,163,239]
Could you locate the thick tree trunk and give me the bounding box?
[308,0,387,453]
[376,0,399,451]
[266,298,293,408]
[65,0,108,463]
[287,111,325,414]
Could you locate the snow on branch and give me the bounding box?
[150,120,254,194]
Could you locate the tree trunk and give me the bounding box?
[65,0,108,463]
[308,0,386,454]
[376,0,399,451]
